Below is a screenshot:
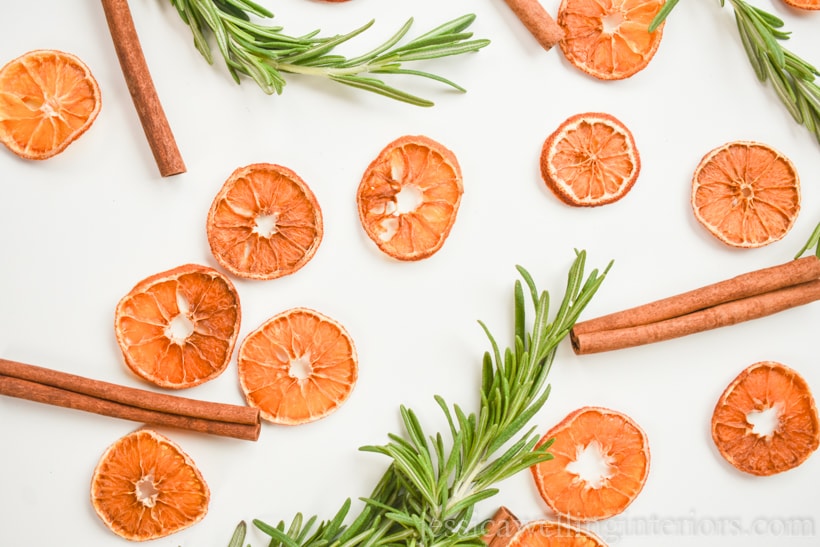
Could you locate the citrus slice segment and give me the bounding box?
[114,264,241,390]
[357,135,463,261]
[540,112,640,207]
[507,520,607,547]
[531,406,650,522]
[237,307,358,425]
[0,49,101,159]
[557,0,665,80]
[207,163,323,280]
[90,429,210,541]
[781,0,820,9]
[711,361,820,476]
[691,141,800,248]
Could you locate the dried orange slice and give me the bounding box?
[237,307,358,425]
[691,141,801,248]
[114,264,241,389]
[711,361,820,476]
[91,429,209,541]
[0,49,101,159]
[781,0,820,9]
[207,163,323,280]
[506,520,607,547]
[357,135,463,261]
[540,112,640,207]
[557,0,665,80]
[531,406,650,522]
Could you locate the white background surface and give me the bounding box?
[1,0,819,545]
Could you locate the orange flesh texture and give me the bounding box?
[116,266,240,389]
[693,142,800,247]
[358,136,463,260]
[507,521,606,547]
[0,50,100,158]
[558,0,665,80]
[782,0,820,8]
[712,362,820,476]
[91,430,209,541]
[532,407,649,521]
[208,164,322,279]
[546,115,638,205]
[239,309,357,425]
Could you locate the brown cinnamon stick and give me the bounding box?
[571,279,820,354]
[573,256,820,337]
[101,0,186,177]
[482,506,521,547]
[0,358,260,441]
[502,0,564,51]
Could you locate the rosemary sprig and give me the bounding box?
[650,0,820,144]
[795,220,820,259]
[168,0,490,106]
[228,250,611,547]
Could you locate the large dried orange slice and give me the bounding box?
[531,406,650,522]
[691,141,801,248]
[114,264,241,389]
[357,135,463,261]
[91,429,209,541]
[540,112,640,207]
[781,0,820,9]
[506,520,607,547]
[0,49,101,159]
[237,307,358,425]
[207,163,323,280]
[711,361,820,476]
[557,0,665,80]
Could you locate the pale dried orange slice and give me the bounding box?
[557,0,665,80]
[0,49,101,159]
[540,112,640,207]
[237,307,358,425]
[207,163,323,280]
[781,0,820,9]
[691,141,801,248]
[506,520,607,547]
[711,361,820,476]
[531,406,650,522]
[114,264,241,389]
[357,135,463,261]
[91,429,209,541]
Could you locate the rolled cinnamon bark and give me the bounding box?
[502,0,564,51]
[482,506,521,547]
[571,279,820,354]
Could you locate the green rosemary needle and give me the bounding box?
[169,0,490,106]
[650,0,820,144]
[795,221,820,259]
[227,251,611,547]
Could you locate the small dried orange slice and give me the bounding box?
[506,520,607,547]
[357,135,463,261]
[557,0,665,80]
[91,429,210,541]
[0,49,101,159]
[531,406,650,522]
[781,0,820,9]
[114,264,241,389]
[207,163,323,280]
[711,361,820,476]
[692,141,801,248]
[237,307,358,425]
[540,112,640,207]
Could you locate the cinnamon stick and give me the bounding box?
[0,359,260,441]
[573,256,820,337]
[482,506,521,547]
[502,0,564,51]
[101,0,186,177]
[571,279,820,355]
